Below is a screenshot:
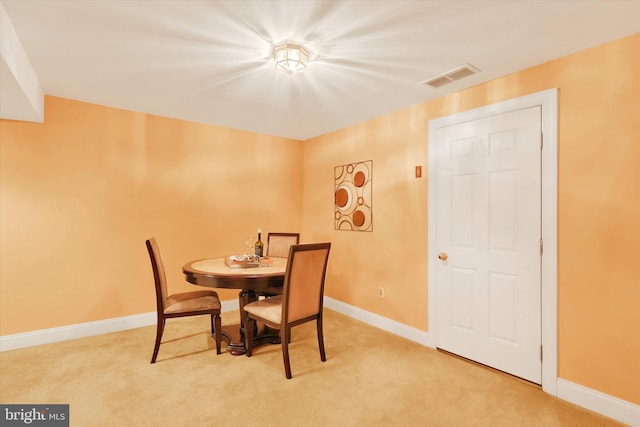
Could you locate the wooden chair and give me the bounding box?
[146,238,222,363]
[266,232,300,258]
[244,242,331,379]
[257,232,301,298]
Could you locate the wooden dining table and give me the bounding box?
[182,257,287,355]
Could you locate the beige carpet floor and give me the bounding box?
[0,309,623,426]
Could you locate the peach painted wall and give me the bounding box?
[0,97,303,335]
[1,34,638,406]
[302,34,640,404]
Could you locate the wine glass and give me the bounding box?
[245,237,255,256]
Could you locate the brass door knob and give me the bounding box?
[438,252,448,261]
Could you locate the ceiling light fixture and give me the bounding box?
[273,44,308,75]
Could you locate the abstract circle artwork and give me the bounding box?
[334,160,373,231]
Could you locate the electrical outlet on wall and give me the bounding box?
[378,285,385,299]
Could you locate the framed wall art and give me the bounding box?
[334,160,372,232]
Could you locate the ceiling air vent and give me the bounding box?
[422,63,480,88]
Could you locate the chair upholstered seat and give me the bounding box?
[243,295,282,324]
[165,290,221,314]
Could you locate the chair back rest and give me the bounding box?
[267,232,300,258]
[146,238,168,313]
[282,243,331,323]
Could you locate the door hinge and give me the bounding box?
[540,345,543,362]
[540,132,544,149]
[540,239,544,255]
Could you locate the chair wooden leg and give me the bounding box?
[282,326,292,379]
[245,316,254,357]
[151,317,165,364]
[212,313,222,355]
[317,315,326,362]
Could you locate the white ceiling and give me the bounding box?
[1,0,639,140]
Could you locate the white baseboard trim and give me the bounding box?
[324,297,639,426]
[0,312,156,352]
[323,296,432,348]
[557,378,640,427]
[0,299,240,352]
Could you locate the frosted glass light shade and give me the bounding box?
[273,44,308,75]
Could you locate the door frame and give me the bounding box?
[427,88,558,395]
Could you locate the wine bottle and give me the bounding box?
[254,228,264,257]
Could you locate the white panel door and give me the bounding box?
[435,107,542,384]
